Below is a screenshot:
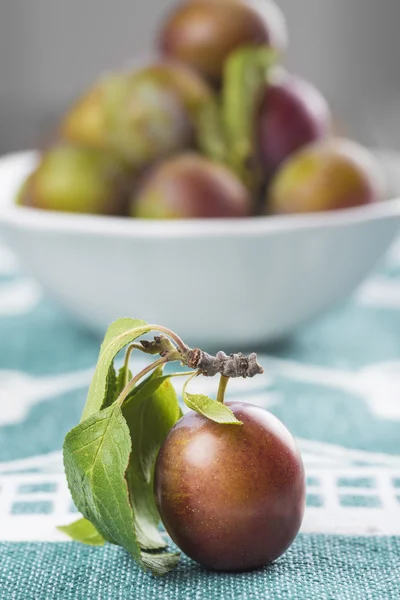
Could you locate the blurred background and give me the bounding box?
[0,0,399,154]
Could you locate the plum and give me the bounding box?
[158,0,286,85]
[60,73,131,151]
[61,63,213,168]
[154,401,305,571]
[132,153,251,219]
[258,71,332,175]
[106,62,213,168]
[268,138,384,214]
[19,145,130,215]
[61,81,107,150]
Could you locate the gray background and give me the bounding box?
[0,0,399,153]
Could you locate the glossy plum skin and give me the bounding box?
[258,72,332,175]
[268,138,384,214]
[154,402,305,571]
[132,153,251,219]
[158,0,281,85]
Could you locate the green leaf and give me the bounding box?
[58,518,105,546]
[222,46,275,188]
[183,392,242,425]
[102,363,117,409]
[64,366,181,576]
[114,365,132,401]
[63,403,141,560]
[81,318,151,421]
[63,317,185,575]
[195,96,228,164]
[141,551,180,577]
[123,366,182,551]
[103,363,133,410]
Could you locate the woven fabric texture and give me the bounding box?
[1,536,400,600]
[0,236,400,599]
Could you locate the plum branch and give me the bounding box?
[116,330,264,410]
[185,348,263,378]
[139,333,264,378]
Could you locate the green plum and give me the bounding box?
[18,145,130,215]
[60,74,128,150]
[132,153,251,219]
[106,62,213,167]
[61,81,107,149]
[155,401,305,571]
[268,138,384,214]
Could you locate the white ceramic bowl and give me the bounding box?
[1,150,400,348]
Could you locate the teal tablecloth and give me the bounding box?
[0,237,400,599]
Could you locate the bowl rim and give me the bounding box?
[1,150,400,240]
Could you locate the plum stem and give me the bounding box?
[117,355,170,406]
[123,343,147,386]
[182,370,200,403]
[216,375,230,404]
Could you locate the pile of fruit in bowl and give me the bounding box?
[17,0,384,219]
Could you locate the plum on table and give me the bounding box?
[155,401,306,571]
